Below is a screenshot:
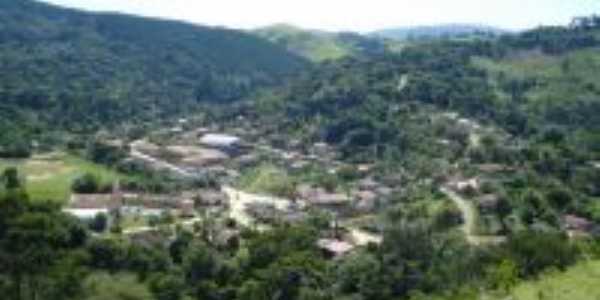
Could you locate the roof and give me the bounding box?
[352,190,378,202]
[63,208,109,219]
[199,134,241,147]
[477,194,500,209]
[196,190,227,206]
[358,177,380,190]
[297,186,349,205]
[563,214,593,231]
[68,194,120,210]
[317,239,354,256]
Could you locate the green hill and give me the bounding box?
[0,0,308,152]
[254,24,389,62]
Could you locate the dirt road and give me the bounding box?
[440,186,506,246]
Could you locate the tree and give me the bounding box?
[546,188,573,211]
[336,253,390,299]
[0,207,88,300]
[89,213,108,232]
[505,231,578,277]
[71,173,100,194]
[486,259,518,292]
[149,273,185,300]
[2,167,22,190]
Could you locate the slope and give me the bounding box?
[254,24,389,62]
[371,23,508,41]
[0,0,308,150]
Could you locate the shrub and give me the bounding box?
[71,173,100,194]
[89,213,108,232]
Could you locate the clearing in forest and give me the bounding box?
[0,152,129,203]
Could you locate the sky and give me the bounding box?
[42,0,600,33]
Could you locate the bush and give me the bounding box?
[71,173,100,194]
[89,213,108,232]
[505,231,578,277]
[0,139,31,158]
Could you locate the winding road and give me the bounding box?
[440,186,506,246]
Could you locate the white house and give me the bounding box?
[200,134,241,149]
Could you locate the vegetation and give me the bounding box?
[371,24,507,41]
[491,259,600,300]
[254,24,389,62]
[0,1,599,299]
[0,153,130,203]
[0,0,308,153]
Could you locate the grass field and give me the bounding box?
[0,152,131,204]
[83,272,153,300]
[486,260,600,300]
[472,49,600,107]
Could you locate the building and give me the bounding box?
[200,134,241,149]
[477,194,500,212]
[317,239,355,258]
[352,190,378,213]
[297,185,351,214]
[63,194,120,220]
[563,214,594,236]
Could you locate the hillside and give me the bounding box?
[254,24,389,62]
[371,23,508,41]
[248,21,600,235]
[0,0,308,154]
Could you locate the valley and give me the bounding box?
[1,2,600,300]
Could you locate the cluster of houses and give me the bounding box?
[63,182,229,230]
[295,176,393,216]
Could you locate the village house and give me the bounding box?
[199,133,243,154]
[563,214,594,237]
[450,177,481,193]
[289,160,310,171]
[297,184,351,214]
[66,186,199,222]
[356,164,374,174]
[476,194,500,213]
[63,193,120,220]
[193,189,229,207]
[357,177,380,191]
[352,190,378,213]
[477,164,515,173]
[317,238,355,258]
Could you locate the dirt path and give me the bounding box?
[348,228,383,246]
[440,186,506,246]
[222,186,293,227]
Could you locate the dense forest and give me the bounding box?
[0,0,308,156]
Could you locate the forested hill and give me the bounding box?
[0,0,308,143]
[251,18,600,166]
[371,24,508,40]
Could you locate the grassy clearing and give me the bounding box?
[0,152,131,204]
[472,49,600,106]
[82,272,153,300]
[237,163,296,198]
[485,260,600,300]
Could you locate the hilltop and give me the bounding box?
[371,23,509,40]
[254,23,390,62]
